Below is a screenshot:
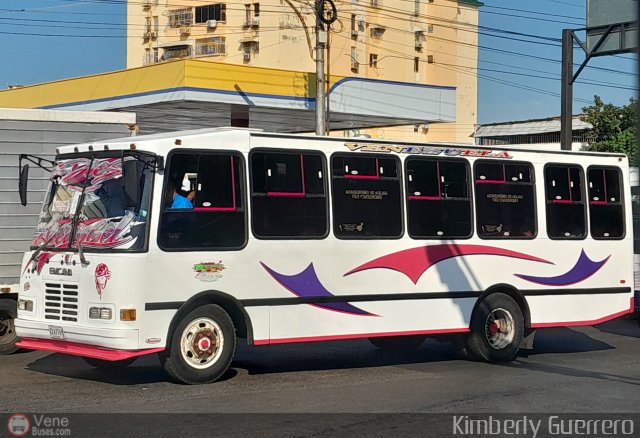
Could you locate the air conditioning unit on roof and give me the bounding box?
[207,19,217,28]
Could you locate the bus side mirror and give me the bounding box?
[123,160,139,208]
[18,164,29,206]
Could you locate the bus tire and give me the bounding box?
[465,293,524,363]
[163,304,236,385]
[83,357,136,369]
[0,313,18,355]
[368,335,425,350]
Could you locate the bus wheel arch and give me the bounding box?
[165,290,253,351]
[477,284,531,331]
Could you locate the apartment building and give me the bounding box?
[126,0,480,143]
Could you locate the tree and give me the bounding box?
[580,96,637,165]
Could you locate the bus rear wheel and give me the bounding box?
[462,293,524,363]
[163,304,236,385]
[0,313,18,355]
[368,335,425,350]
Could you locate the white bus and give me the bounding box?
[15,128,635,384]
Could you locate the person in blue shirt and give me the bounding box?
[170,176,196,209]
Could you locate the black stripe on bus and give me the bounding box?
[144,287,630,310]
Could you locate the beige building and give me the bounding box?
[126,0,479,143]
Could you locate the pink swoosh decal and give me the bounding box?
[344,244,554,284]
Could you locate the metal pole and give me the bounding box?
[315,15,326,136]
[560,29,574,151]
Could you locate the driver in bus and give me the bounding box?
[170,174,196,209]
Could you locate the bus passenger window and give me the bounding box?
[587,167,624,239]
[544,165,586,239]
[406,158,472,239]
[250,151,328,238]
[475,161,536,239]
[158,151,246,250]
[331,154,403,238]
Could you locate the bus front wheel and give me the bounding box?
[163,304,236,385]
[463,292,524,363]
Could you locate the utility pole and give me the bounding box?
[560,29,573,151]
[315,17,326,136]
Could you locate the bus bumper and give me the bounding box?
[16,338,164,361]
[14,318,163,360]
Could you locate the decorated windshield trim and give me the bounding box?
[344,142,513,159]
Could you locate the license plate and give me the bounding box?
[48,325,64,340]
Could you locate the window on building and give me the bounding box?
[369,54,378,68]
[475,161,536,238]
[588,166,625,239]
[158,151,246,250]
[414,57,419,73]
[196,37,226,56]
[544,165,586,239]
[351,47,359,72]
[406,158,472,239]
[153,48,159,63]
[331,154,403,239]
[153,16,159,31]
[415,31,424,50]
[351,14,356,36]
[163,45,192,61]
[195,3,226,24]
[250,151,327,238]
[168,8,193,27]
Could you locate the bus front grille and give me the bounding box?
[44,283,79,323]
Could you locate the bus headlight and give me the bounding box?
[89,307,112,320]
[18,299,34,312]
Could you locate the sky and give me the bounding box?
[0,0,636,125]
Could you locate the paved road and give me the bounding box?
[0,317,638,435]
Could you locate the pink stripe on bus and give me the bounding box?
[267,192,305,197]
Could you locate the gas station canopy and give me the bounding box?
[0,60,456,134]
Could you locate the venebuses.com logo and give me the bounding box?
[7,414,30,437]
[7,414,71,437]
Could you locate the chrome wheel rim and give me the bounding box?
[484,308,515,350]
[180,317,224,369]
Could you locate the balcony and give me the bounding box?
[180,26,191,35]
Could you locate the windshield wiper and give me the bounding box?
[27,232,59,268]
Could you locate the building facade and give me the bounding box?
[126,0,479,143]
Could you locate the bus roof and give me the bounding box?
[55,127,628,161]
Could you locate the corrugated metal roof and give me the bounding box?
[475,116,592,137]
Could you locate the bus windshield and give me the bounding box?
[31,153,154,252]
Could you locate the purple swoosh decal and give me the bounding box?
[515,250,610,286]
[260,262,377,317]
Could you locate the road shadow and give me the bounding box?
[506,360,640,387]
[517,326,614,358]
[234,338,469,376]
[25,352,237,385]
[593,315,640,339]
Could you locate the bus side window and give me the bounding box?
[250,150,328,238]
[331,153,403,239]
[475,161,536,239]
[544,165,586,239]
[158,151,246,250]
[405,157,472,239]
[587,166,625,239]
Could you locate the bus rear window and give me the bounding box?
[250,150,328,238]
[588,166,624,239]
[544,165,586,239]
[406,158,472,239]
[475,161,536,239]
[331,154,402,238]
